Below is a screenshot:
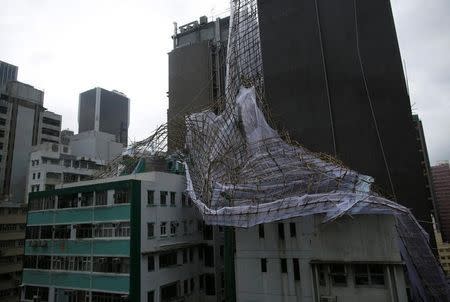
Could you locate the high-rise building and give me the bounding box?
[0,202,26,302]
[78,87,130,146]
[38,111,62,144]
[0,81,45,204]
[252,0,433,236]
[168,16,229,151]
[432,162,450,242]
[22,170,224,302]
[0,61,18,91]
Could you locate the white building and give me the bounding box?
[38,110,61,144]
[22,170,224,302]
[70,130,124,162]
[234,215,409,302]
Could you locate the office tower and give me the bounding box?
[78,87,130,146]
[255,0,433,235]
[432,162,450,242]
[0,60,18,91]
[38,111,61,144]
[0,202,26,302]
[168,16,229,151]
[23,170,221,302]
[0,81,45,204]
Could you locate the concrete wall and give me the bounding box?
[235,215,408,302]
[69,131,123,162]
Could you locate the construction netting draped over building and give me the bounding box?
[94,0,449,300]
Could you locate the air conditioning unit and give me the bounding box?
[320,296,337,302]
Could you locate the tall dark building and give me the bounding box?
[256,0,433,235]
[0,60,18,90]
[168,16,229,151]
[432,163,450,242]
[78,87,130,146]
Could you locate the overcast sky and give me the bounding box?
[0,0,448,164]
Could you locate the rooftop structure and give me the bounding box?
[0,60,18,91]
[38,111,61,144]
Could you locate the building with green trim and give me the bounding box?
[21,171,224,302]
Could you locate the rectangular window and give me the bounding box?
[148,255,155,271]
[278,223,285,240]
[114,189,129,204]
[37,172,41,179]
[160,222,167,237]
[147,291,154,302]
[261,258,267,273]
[147,190,154,205]
[259,224,265,238]
[95,191,107,206]
[0,118,5,126]
[205,274,216,296]
[147,223,154,238]
[160,191,167,206]
[369,264,385,286]
[0,106,7,114]
[181,193,186,206]
[159,251,177,268]
[281,258,287,273]
[183,249,188,264]
[293,258,300,281]
[161,282,178,301]
[330,264,347,286]
[170,192,176,206]
[170,221,177,236]
[190,278,195,291]
[189,247,194,262]
[290,222,296,237]
[184,280,188,294]
[199,274,204,290]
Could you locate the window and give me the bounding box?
[184,280,188,294]
[170,192,176,206]
[190,278,195,291]
[183,220,187,235]
[293,258,300,281]
[147,291,155,302]
[147,223,154,238]
[159,251,178,268]
[116,222,130,237]
[147,190,154,205]
[114,189,129,204]
[94,223,114,238]
[161,282,178,302]
[32,173,35,180]
[95,191,107,206]
[261,258,267,272]
[93,257,129,273]
[278,223,285,240]
[258,224,265,238]
[181,193,186,206]
[205,274,216,296]
[183,249,188,264]
[318,265,327,286]
[0,106,7,114]
[160,191,167,206]
[160,222,167,237]
[199,274,205,290]
[204,246,214,267]
[54,225,71,239]
[290,223,296,237]
[330,264,347,286]
[148,255,155,271]
[76,224,93,239]
[369,264,385,286]
[281,258,287,273]
[170,221,177,236]
[189,248,194,262]
[37,172,41,179]
[0,118,5,126]
[0,130,4,138]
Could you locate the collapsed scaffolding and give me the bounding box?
[94,0,449,300]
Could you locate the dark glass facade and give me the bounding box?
[78,88,129,146]
[257,0,433,235]
[0,60,18,90]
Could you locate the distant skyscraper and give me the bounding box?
[432,162,450,242]
[0,81,45,203]
[78,87,130,146]
[168,16,229,151]
[0,60,18,90]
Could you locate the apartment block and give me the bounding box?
[38,111,61,144]
[235,215,409,302]
[0,202,27,302]
[22,171,223,302]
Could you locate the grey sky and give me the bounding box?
[0,0,448,164]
